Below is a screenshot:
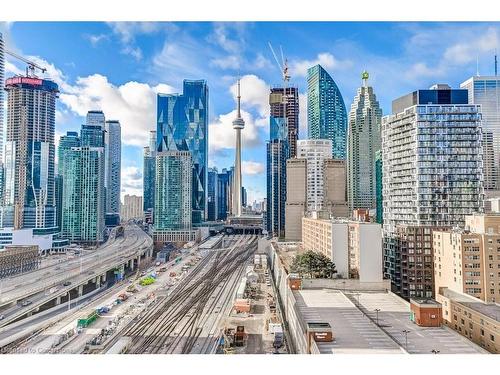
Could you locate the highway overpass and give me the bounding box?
[0,224,153,328]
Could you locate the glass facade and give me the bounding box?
[307,64,347,159]
[154,151,192,231]
[266,116,288,237]
[382,87,484,297]
[60,124,105,243]
[104,120,121,215]
[269,87,299,158]
[2,78,58,230]
[143,130,156,219]
[57,131,80,176]
[157,80,208,225]
[375,150,383,225]
[217,168,232,221]
[347,76,382,211]
[207,167,218,221]
[461,76,500,191]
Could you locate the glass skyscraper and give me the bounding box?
[60,123,106,243]
[269,86,299,158]
[307,64,347,159]
[157,80,208,225]
[382,84,484,298]
[104,120,121,215]
[375,150,383,225]
[217,168,232,221]
[207,167,218,221]
[143,130,156,222]
[266,116,289,238]
[154,151,192,231]
[2,77,59,230]
[57,131,80,176]
[347,72,382,211]
[461,76,500,191]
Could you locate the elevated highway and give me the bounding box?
[0,224,153,328]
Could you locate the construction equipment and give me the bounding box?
[5,49,47,77]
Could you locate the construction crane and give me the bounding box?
[268,42,291,239]
[268,42,290,83]
[5,49,47,78]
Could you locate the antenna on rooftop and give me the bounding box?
[495,49,498,76]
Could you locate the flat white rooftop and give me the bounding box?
[294,289,487,354]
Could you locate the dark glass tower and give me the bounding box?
[217,168,231,221]
[207,167,218,221]
[157,80,208,225]
[307,64,347,159]
[269,86,299,158]
[266,116,289,238]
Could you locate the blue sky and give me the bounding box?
[1,21,499,203]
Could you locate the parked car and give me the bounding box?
[0,314,5,320]
[21,300,32,307]
[63,281,72,286]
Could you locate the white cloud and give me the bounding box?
[4,60,23,75]
[229,74,269,118]
[211,55,241,70]
[108,22,165,43]
[121,166,143,198]
[59,74,176,146]
[291,53,352,77]
[242,161,264,175]
[207,23,245,54]
[86,33,108,47]
[209,109,262,153]
[444,27,499,65]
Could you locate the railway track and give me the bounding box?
[120,235,257,354]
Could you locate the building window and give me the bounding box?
[481,329,485,336]
[491,335,495,342]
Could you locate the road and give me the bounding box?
[0,224,153,328]
[106,234,258,354]
[4,242,205,354]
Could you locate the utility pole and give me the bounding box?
[374,308,380,326]
[402,329,410,351]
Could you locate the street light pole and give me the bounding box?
[68,292,71,311]
[402,330,410,351]
[374,308,380,326]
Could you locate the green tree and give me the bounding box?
[291,251,337,279]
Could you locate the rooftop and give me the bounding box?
[294,288,487,354]
[441,288,500,322]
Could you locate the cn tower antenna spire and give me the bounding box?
[237,77,242,118]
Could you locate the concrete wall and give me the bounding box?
[358,224,383,282]
[285,203,305,241]
[301,278,391,291]
[331,223,348,278]
[265,238,309,354]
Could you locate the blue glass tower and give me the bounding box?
[207,167,218,221]
[157,80,208,225]
[307,64,348,159]
[217,168,231,221]
[266,115,289,238]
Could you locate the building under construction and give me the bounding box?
[0,245,40,278]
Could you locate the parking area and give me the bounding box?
[294,289,402,354]
[293,289,487,354]
[351,292,486,354]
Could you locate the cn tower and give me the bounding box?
[232,79,244,217]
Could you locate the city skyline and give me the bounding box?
[2,22,500,203]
